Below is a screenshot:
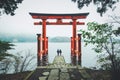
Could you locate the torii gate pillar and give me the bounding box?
[42,19,48,66]
[71,19,77,65]
[77,34,82,65]
[37,34,41,66]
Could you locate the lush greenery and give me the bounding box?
[0,40,14,61]
[71,0,119,16]
[0,40,35,74]
[0,40,14,73]
[0,0,23,16]
[80,22,120,80]
[0,0,119,16]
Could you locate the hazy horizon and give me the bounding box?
[0,0,120,37]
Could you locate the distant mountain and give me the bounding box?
[49,37,70,42]
[0,33,70,42]
[0,33,120,43]
[0,33,36,42]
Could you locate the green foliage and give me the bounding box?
[97,54,111,70]
[80,22,120,80]
[71,0,119,16]
[80,22,114,53]
[0,0,23,16]
[0,40,14,61]
[0,40,14,74]
[113,27,120,36]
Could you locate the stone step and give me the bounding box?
[79,69,91,79]
[39,77,47,80]
[48,69,59,80]
[60,72,70,80]
[60,68,70,80]
[60,68,68,73]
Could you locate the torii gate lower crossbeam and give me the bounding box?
[29,13,89,66]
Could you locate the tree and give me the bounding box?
[0,0,23,16]
[0,41,36,74]
[0,40,14,74]
[71,0,119,16]
[109,15,120,36]
[110,15,120,25]
[80,22,120,80]
[0,58,13,74]
[13,50,36,73]
[0,40,14,61]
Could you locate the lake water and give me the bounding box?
[8,42,99,68]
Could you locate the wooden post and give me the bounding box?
[78,34,81,66]
[71,37,73,64]
[46,37,48,64]
[37,34,41,66]
[42,19,47,66]
[42,19,46,54]
[72,19,77,65]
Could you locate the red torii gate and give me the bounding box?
[29,13,89,66]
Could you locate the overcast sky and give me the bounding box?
[0,0,119,37]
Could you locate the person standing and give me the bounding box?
[57,49,59,56]
[59,49,62,56]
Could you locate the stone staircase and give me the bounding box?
[25,55,92,80]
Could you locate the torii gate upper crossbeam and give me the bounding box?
[29,13,89,19]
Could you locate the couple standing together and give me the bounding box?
[57,49,62,56]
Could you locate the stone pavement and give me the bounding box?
[25,55,91,80]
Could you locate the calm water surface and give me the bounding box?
[8,42,99,68]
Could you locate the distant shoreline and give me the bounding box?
[11,41,71,43]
